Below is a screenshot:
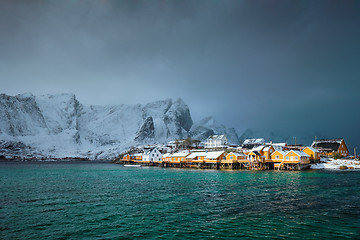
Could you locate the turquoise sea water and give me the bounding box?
[1,162,360,239]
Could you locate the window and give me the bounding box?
[295,156,298,160]
[152,154,154,157]
[286,156,289,160]
[230,156,233,160]
[276,155,279,159]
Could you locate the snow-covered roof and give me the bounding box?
[252,145,265,151]
[243,138,265,145]
[285,150,310,157]
[143,147,160,155]
[249,151,261,156]
[207,135,227,140]
[170,151,189,157]
[267,142,287,147]
[304,146,319,153]
[162,153,171,158]
[227,152,246,157]
[205,151,225,159]
[186,152,207,159]
[312,138,343,144]
[262,146,272,151]
[271,150,287,156]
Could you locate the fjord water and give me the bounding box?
[1,162,359,239]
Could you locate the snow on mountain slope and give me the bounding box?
[0,93,239,159]
[190,116,240,144]
[35,93,81,136]
[0,93,47,137]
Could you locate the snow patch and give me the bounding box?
[311,158,360,170]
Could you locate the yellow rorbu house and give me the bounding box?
[204,151,226,169]
[245,145,274,169]
[225,152,246,161]
[121,154,136,162]
[247,151,262,161]
[234,152,252,168]
[270,150,287,169]
[185,152,207,168]
[262,146,275,160]
[133,153,143,163]
[284,150,310,163]
[221,152,247,168]
[247,145,275,162]
[184,151,226,169]
[279,150,310,170]
[302,147,320,162]
[162,151,189,167]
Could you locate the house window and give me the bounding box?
[295,156,298,160]
[286,156,289,160]
[230,156,233,160]
[276,155,279,159]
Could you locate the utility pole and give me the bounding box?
[294,137,297,146]
[314,136,318,162]
[355,147,357,159]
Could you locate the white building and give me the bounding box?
[143,148,162,162]
[204,135,228,148]
[266,142,287,151]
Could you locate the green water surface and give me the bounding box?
[1,162,359,239]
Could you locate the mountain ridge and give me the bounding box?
[0,93,239,159]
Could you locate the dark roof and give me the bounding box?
[313,142,340,152]
[243,144,264,149]
[311,138,344,152]
[314,138,343,144]
[252,151,261,156]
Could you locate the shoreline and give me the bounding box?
[1,158,360,171]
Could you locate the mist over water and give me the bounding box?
[1,162,359,239]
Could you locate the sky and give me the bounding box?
[0,0,359,149]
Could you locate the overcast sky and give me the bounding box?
[1,0,359,148]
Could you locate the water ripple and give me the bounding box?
[1,162,360,239]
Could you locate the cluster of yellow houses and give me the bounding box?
[120,146,318,170]
[119,137,350,170]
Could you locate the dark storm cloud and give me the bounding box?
[0,0,359,148]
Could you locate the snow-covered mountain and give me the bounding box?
[0,93,239,159]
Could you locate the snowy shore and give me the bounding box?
[311,158,360,170]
